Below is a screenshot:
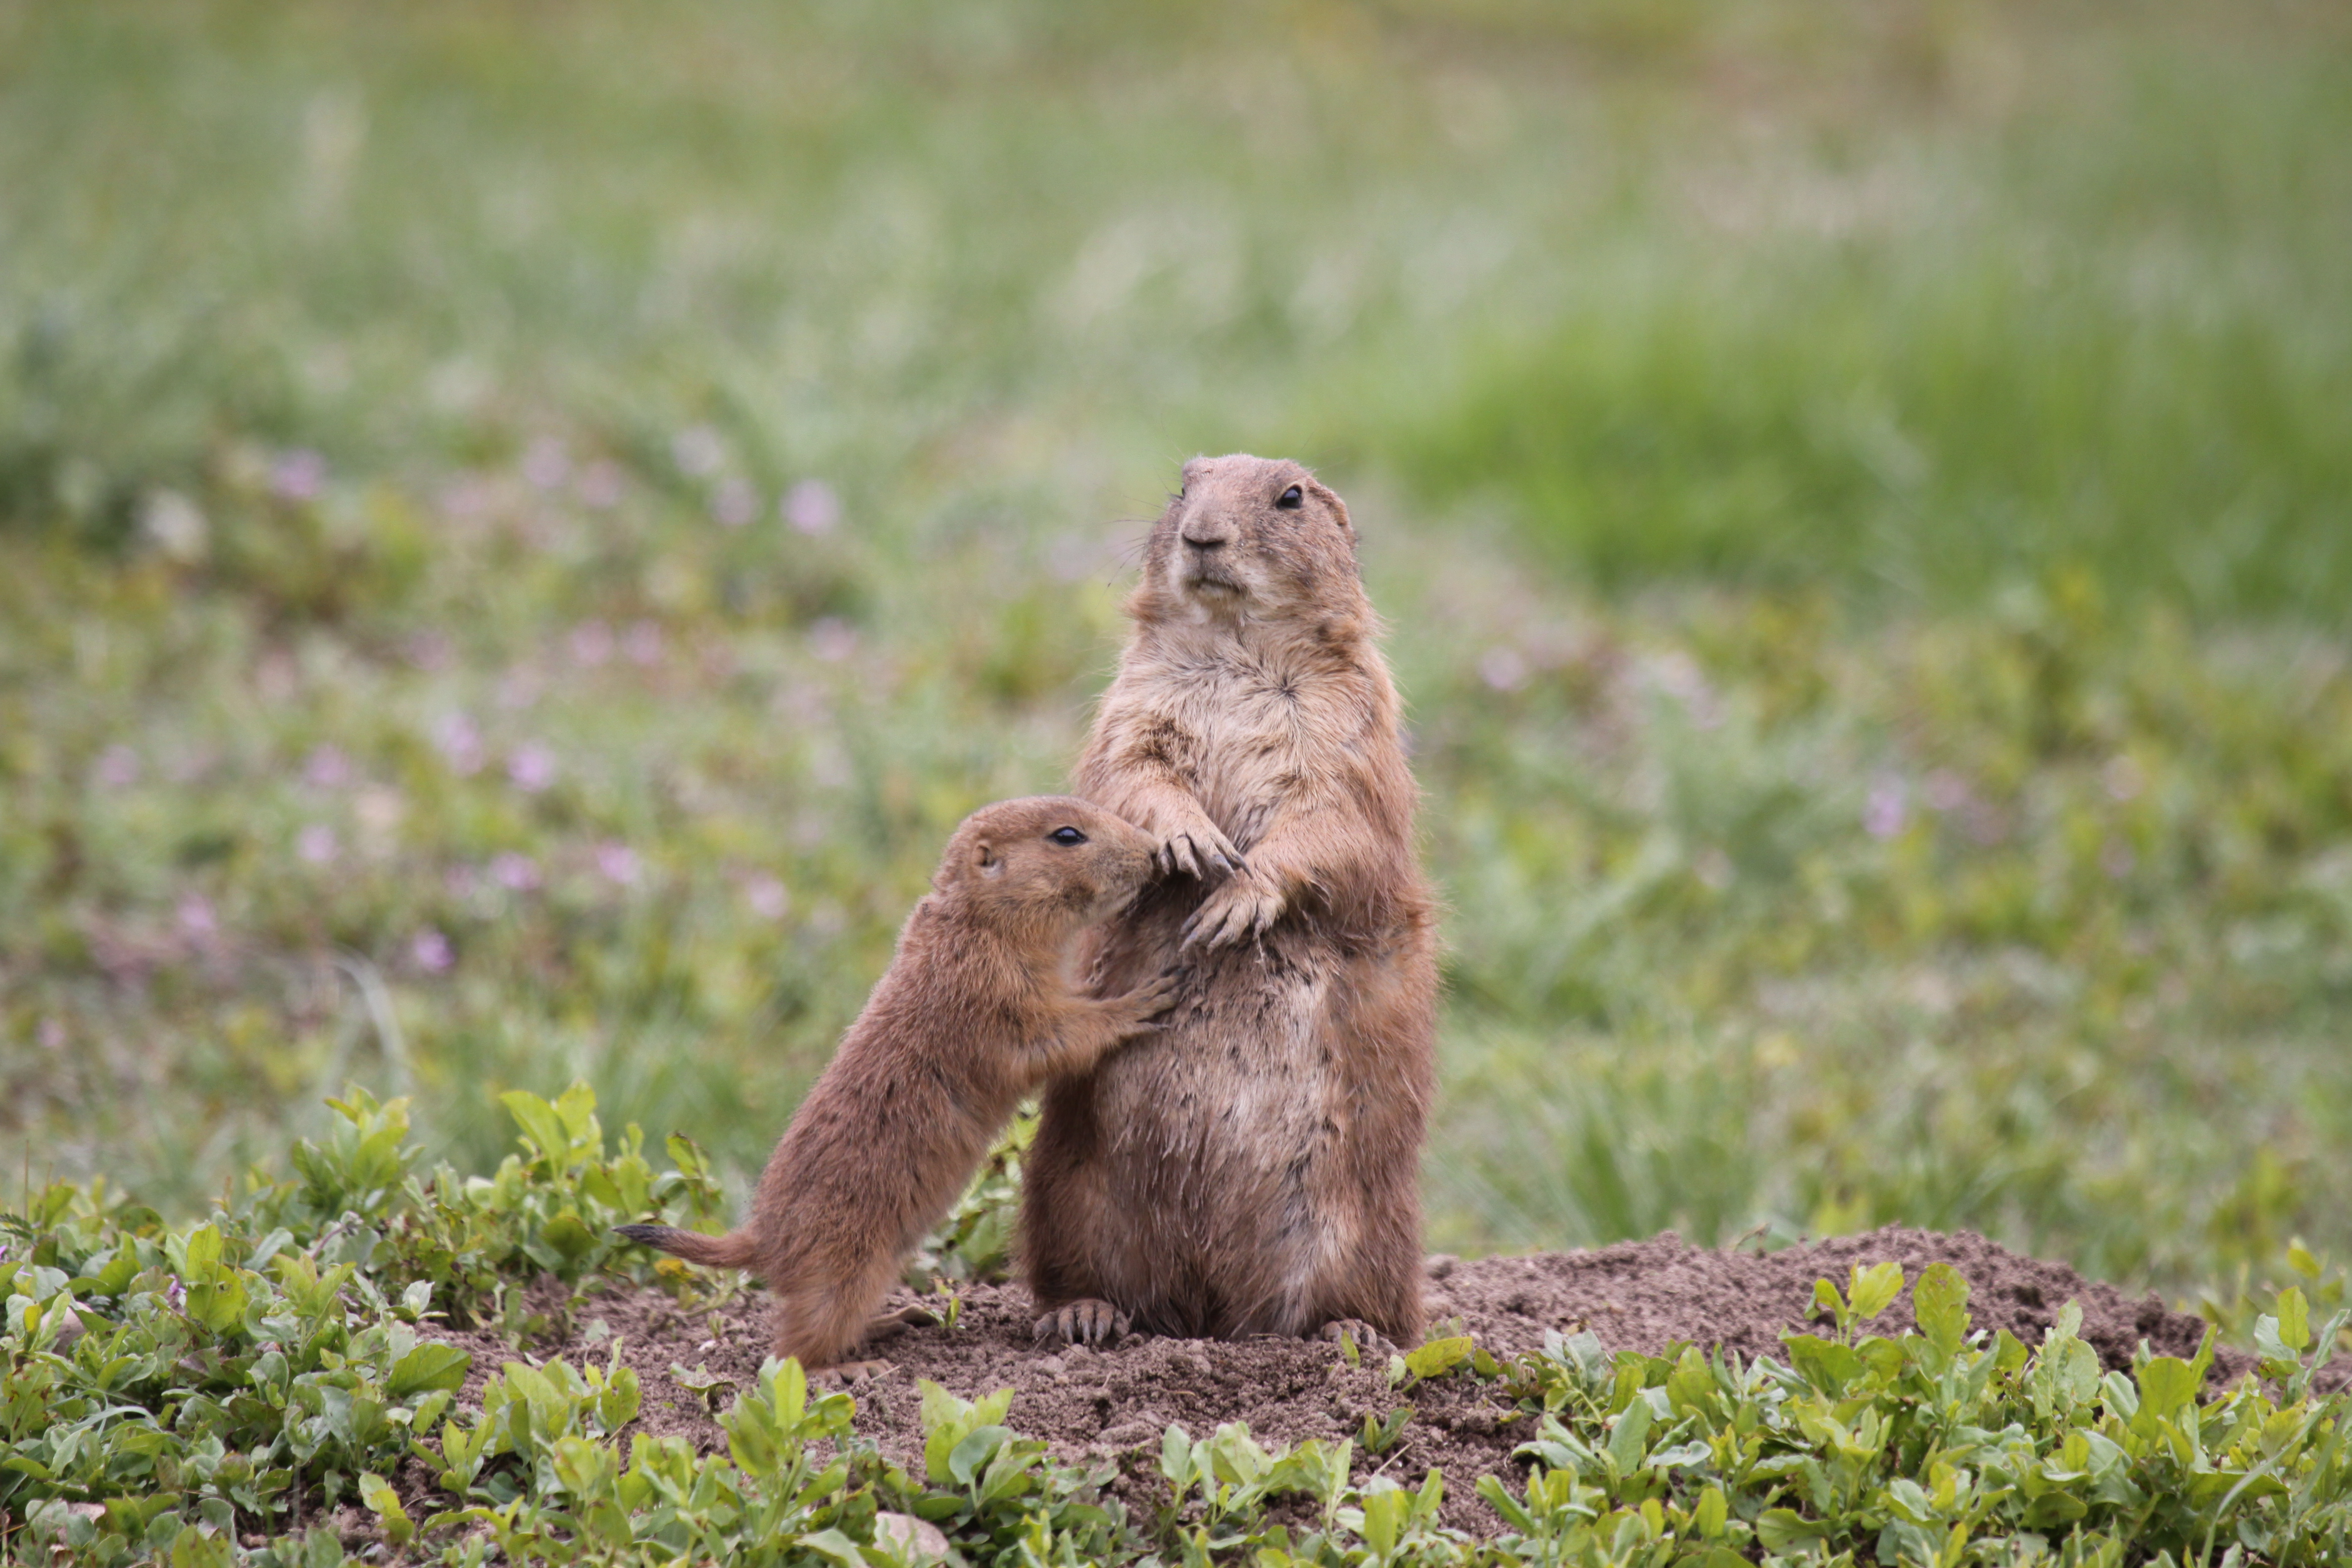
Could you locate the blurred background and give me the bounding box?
[3,0,2348,1320]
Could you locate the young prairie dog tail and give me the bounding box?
[618,795,1173,1370]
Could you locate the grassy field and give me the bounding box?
[3,0,2350,1319]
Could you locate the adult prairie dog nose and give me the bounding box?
[1181,517,1231,550]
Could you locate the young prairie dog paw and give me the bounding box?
[1111,969,1183,1030]
[1181,869,1284,949]
[1153,815,1244,880]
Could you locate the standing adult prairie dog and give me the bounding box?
[1022,454,1438,1349]
[618,796,1176,1370]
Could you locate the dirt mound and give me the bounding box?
[426,1226,2250,1535]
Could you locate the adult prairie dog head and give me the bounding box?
[1133,454,1369,632]
[932,795,1160,939]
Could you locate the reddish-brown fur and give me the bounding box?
[619,796,1174,1369]
[1022,455,1438,1347]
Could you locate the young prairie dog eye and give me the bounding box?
[1276,485,1303,509]
[1049,826,1088,845]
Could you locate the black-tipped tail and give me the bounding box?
[612,1222,756,1270]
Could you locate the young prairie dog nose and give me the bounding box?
[618,795,1175,1371]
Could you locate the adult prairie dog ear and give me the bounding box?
[1311,479,1353,533]
[975,838,1004,877]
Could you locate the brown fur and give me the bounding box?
[1022,454,1438,1345]
[619,796,1175,1369]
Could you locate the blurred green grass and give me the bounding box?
[3,0,2349,1314]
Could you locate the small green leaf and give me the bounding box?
[540,1211,597,1263]
[1913,1263,1970,1354]
[2278,1286,2311,1352]
[356,1472,414,1548]
[1360,1484,1407,1558]
[1784,1332,1864,1394]
[387,1344,471,1399]
[1605,1395,1652,1473]
[2135,1356,2197,1424]
[1694,1482,1727,1538]
[499,1091,570,1167]
[1847,1261,1904,1323]
[1160,1425,1195,1486]
[948,1425,1009,1486]
[1403,1335,1473,1380]
[2022,1489,2088,1528]
[1475,1473,1538,1534]
[1757,1508,1826,1550]
[917,1377,971,1438]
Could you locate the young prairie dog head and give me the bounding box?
[935,796,1159,929]
[1134,454,1365,626]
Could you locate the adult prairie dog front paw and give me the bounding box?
[1154,815,1243,880]
[1181,869,1284,948]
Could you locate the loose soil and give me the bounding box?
[416,1225,2270,1540]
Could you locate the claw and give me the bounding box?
[1317,1319,1392,1357]
[1034,1299,1130,1347]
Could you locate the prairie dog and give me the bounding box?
[619,796,1175,1369]
[1022,454,1437,1348]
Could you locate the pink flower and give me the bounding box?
[783,479,840,537]
[94,744,141,789]
[411,928,454,974]
[1863,777,1909,840]
[672,426,725,478]
[743,875,790,920]
[576,460,625,509]
[490,852,541,892]
[624,620,663,666]
[711,477,759,529]
[808,617,857,662]
[270,449,327,502]
[507,744,557,793]
[433,713,484,775]
[296,824,339,865]
[178,896,217,938]
[569,621,614,666]
[595,843,640,886]
[303,745,353,788]
[521,436,570,490]
[1478,647,1528,692]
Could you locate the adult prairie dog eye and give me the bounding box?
[1276,485,1304,509]
[1049,826,1088,846]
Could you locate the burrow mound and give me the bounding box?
[417,1226,2261,1537]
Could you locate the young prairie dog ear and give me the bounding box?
[975,837,1003,878]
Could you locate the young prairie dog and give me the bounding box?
[619,796,1175,1370]
[1023,455,1438,1350]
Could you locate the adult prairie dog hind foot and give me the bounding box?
[620,795,1174,1369]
